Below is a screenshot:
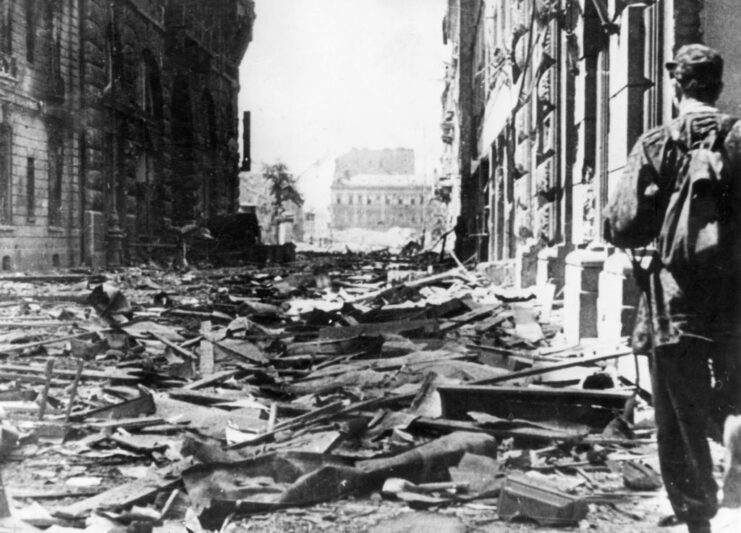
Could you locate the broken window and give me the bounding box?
[0,124,11,224]
[48,127,63,226]
[25,0,35,63]
[26,157,35,220]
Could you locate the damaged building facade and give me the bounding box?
[0,0,255,270]
[441,0,741,342]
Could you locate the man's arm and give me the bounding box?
[603,130,667,248]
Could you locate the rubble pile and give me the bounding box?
[0,256,681,532]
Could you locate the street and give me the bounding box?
[0,254,736,531]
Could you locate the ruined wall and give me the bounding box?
[0,0,82,270]
[80,0,252,266]
[333,148,415,181]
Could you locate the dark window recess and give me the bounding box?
[26,157,35,220]
[0,0,12,54]
[140,49,163,117]
[0,124,11,224]
[25,0,35,63]
[44,0,64,103]
[48,131,63,226]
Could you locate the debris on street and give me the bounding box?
[0,255,697,531]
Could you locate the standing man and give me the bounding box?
[603,44,741,533]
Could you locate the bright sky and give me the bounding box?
[238,0,448,211]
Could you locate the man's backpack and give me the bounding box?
[657,115,738,285]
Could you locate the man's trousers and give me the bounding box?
[651,335,741,523]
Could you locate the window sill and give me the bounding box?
[48,226,64,234]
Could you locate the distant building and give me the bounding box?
[330,148,436,232]
[330,173,433,231]
[302,210,330,245]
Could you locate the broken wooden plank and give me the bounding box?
[471,348,634,386]
[318,319,439,339]
[344,268,468,304]
[38,358,55,420]
[0,364,139,384]
[85,415,167,431]
[148,332,198,361]
[181,369,240,391]
[211,338,268,364]
[53,468,179,519]
[0,372,66,386]
[0,273,104,284]
[68,392,155,422]
[0,331,106,356]
[198,321,214,375]
[227,394,415,450]
[439,304,500,333]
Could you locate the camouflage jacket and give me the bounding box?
[604,109,741,349]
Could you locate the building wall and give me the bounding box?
[703,0,741,116]
[0,0,255,270]
[0,0,82,270]
[334,148,414,180]
[446,0,679,275]
[330,185,431,231]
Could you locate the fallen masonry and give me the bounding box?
[0,251,726,532]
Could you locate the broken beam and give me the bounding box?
[471,348,634,385]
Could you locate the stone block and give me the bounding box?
[563,247,609,344]
[536,243,570,293]
[597,250,641,342]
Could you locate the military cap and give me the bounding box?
[665,44,723,87]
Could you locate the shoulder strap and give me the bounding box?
[703,114,738,150]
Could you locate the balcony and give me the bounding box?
[0,52,17,81]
